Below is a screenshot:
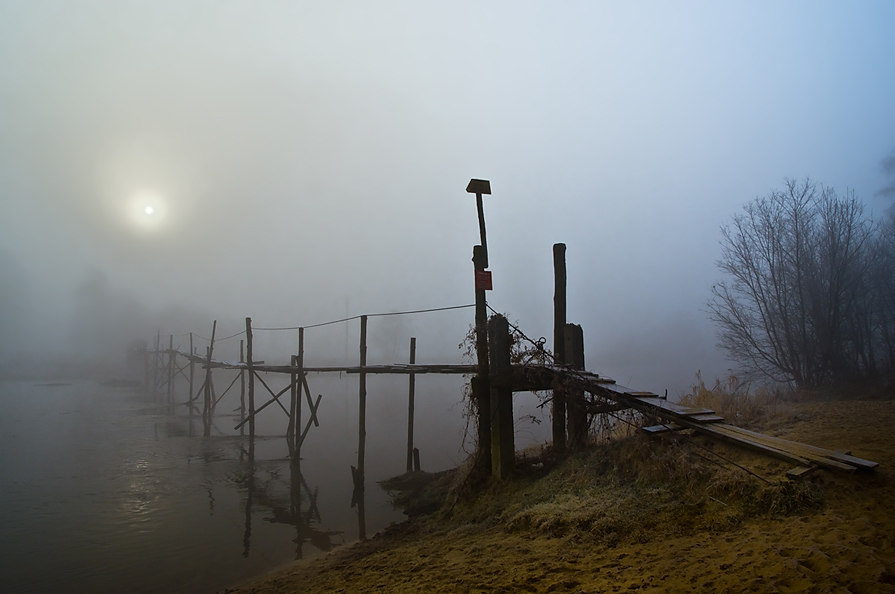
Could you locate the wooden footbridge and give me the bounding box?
[140,179,876,538]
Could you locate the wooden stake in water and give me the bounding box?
[406,337,416,473]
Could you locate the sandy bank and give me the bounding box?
[230,399,895,594]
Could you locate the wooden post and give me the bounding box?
[357,316,367,486]
[412,447,421,472]
[288,354,297,459]
[472,245,491,474]
[406,337,416,473]
[143,341,150,389]
[246,318,255,441]
[488,314,514,479]
[204,321,217,437]
[188,333,195,403]
[167,334,174,403]
[553,243,567,451]
[565,323,587,449]
[153,331,160,396]
[296,328,304,464]
[239,339,246,436]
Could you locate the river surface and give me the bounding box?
[0,379,411,594]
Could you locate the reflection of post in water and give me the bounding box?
[254,460,341,560]
[242,432,255,558]
[350,465,366,542]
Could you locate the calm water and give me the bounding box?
[0,380,406,594]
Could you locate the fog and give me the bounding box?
[2,2,894,395]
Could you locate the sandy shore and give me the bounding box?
[230,398,895,594]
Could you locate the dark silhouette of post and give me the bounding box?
[203,321,217,437]
[406,336,416,473]
[245,317,255,443]
[488,314,514,478]
[188,333,195,403]
[553,243,567,451]
[239,339,246,436]
[295,327,304,464]
[565,323,587,449]
[467,178,493,474]
[355,315,367,539]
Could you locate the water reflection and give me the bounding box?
[238,442,345,560]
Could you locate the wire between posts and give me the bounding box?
[253,303,476,331]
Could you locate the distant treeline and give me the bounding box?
[710,179,895,388]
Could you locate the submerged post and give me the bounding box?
[406,336,416,473]
[357,315,368,540]
[295,327,304,464]
[239,339,246,436]
[553,243,567,451]
[204,321,217,437]
[288,354,297,459]
[245,317,255,441]
[188,333,195,403]
[488,314,514,479]
[167,334,174,403]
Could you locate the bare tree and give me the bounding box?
[709,179,886,388]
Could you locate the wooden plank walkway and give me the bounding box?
[518,365,879,473]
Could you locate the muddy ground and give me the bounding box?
[230,397,895,594]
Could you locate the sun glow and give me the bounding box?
[128,190,167,231]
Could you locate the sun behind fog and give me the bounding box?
[128,190,167,231]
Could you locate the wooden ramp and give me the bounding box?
[515,365,879,474]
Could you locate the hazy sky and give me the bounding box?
[1,1,894,393]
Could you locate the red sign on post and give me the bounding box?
[475,270,493,291]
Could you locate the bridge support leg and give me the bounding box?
[553,243,567,451]
[488,314,514,479]
[565,323,587,449]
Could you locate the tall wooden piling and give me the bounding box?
[565,323,587,449]
[245,318,255,441]
[357,315,367,539]
[188,333,195,403]
[553,243,567,451]
[204,321,217,437]
[288,354,297,458]
[167,334,174,403]
[406,336,416,473]
[153,331,160,396]
[296,328,304,463]
[239,340,246,436]
[489,314,514,479]
[472,245,491,473]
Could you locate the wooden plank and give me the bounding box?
[641,423,681,434]
[686,413,725,423]
[716,425,878,470]
[786,466,817,479]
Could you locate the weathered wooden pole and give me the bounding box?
[488,314,514,478]
[188,333,195,403]
[245,318,255,441]
[204,321,217,437]
[166,334,174,403]
[288,354,297,459]
[295,327,304,464]
[553,243,567,451]
[406,336,416,473]
[142,341,150,389]
[565,323,587,449]
[153,331,160,396]
[239,339,246,436]
[472,245,491,473]
[467,179,493,475]
[357,316,367,489]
